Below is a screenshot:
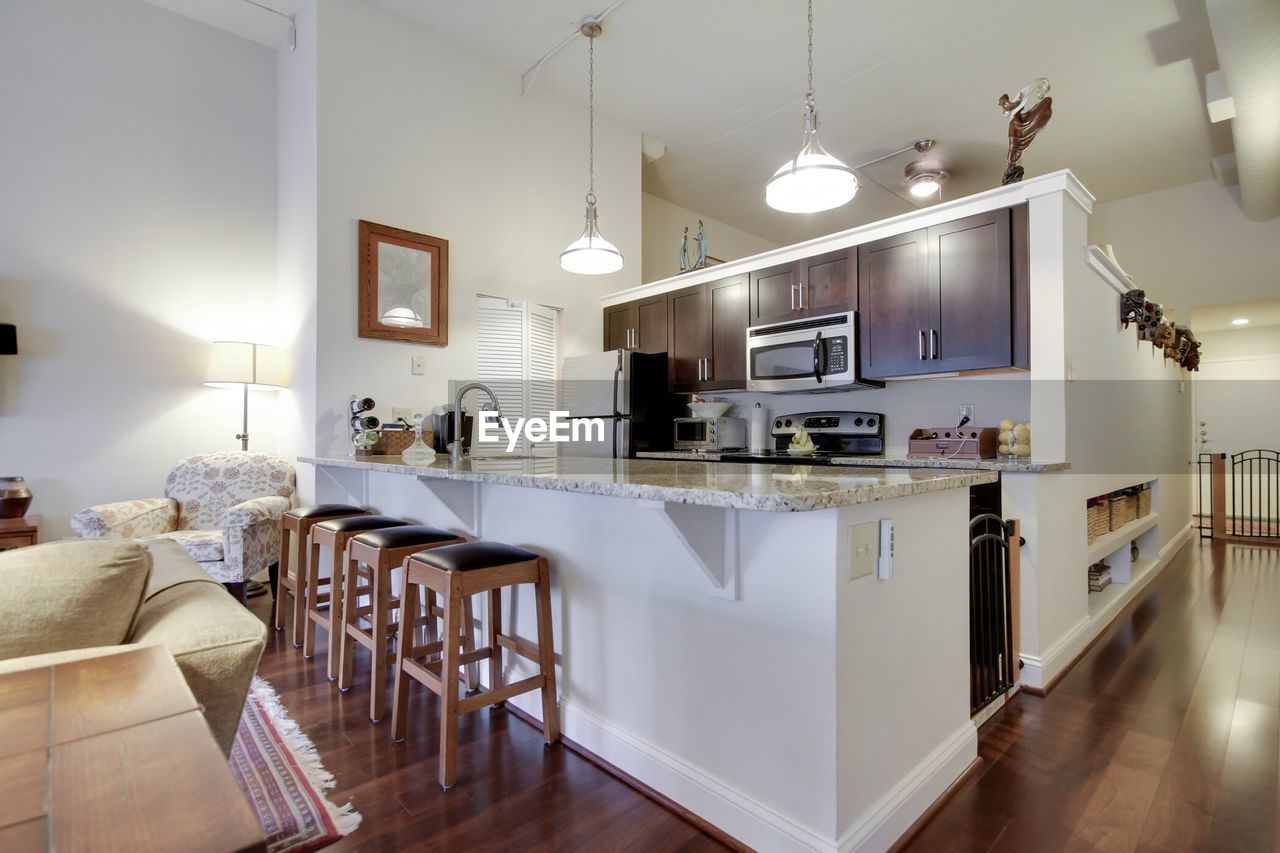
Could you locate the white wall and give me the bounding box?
[277,0,320,503]
[304,0,641,459]
[641,192,777,283]
[1089,179,1280,320]
[0,0,279,536]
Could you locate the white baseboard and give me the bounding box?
[507,691,831,852]
[835,721,978,853]
[1021,521,1194,691]
[508,691,977,853]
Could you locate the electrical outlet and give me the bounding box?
[392,407,413,424]
[959,404,975,425]
[411,355,425,375]
[847,522,878,580]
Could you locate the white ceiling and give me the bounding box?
[138,0,302,48]
[1191,298,1280,332]
[141,0,1229,247]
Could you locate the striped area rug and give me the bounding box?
[230,677,362,853]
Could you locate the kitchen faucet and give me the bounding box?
[451,382,502,463]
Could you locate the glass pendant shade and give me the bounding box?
[380,306,423,327]
[766,107,858,213]
[560,198,623,275]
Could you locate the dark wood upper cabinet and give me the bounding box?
[603,303,631,351]
[930,210,1011,371]
[667,285,707,391]
[858,207,1021,379]
[750,248,855,326]
[749,262,796,326]
[667,274,748,393]
[601,294,667,353]
[706,275,748,389]
[858,229,931,379]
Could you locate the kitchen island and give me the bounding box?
[302,453,996,852]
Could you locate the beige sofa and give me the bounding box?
[0,538,266,754]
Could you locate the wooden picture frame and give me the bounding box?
[358,220,449,346]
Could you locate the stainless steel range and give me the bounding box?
[719,410,884,465]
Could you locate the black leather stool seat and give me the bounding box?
[288,503,366,519]
[351,525,460,549]
[408,541,540,573]
[314,514,408,534]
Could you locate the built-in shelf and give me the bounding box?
[1087,512,1158,564]
[1089,557,1158,619]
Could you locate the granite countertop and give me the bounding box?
[299,454,998,512]
[635,451,1069,473]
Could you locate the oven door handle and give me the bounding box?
[813,331,825,385]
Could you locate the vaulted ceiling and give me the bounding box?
[142,0,1229,245]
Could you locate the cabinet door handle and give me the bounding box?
[631,328,637,349]
[930,329,939,360]
[919,330,926,360]
[705,356,712,380]
[696,357,703,381]
[798,283,805,310]
[790,284,797,311]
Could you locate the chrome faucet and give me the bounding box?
[451,382,502,463]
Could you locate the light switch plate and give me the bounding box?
[847,521,878,580]
[410,355,425,375]
[878,519,894,579]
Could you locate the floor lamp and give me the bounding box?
[204,341,286,450]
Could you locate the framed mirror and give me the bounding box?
[358,220,449,346]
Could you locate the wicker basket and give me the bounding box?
[1111,494,1138,530]
[1087,501,1111,544]
[1137,487,1152,518]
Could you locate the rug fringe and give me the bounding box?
[248,676,363,837]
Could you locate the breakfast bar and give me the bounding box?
[303,453,994,852]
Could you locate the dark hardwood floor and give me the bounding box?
[903,539,1279,852]
[247,597,730,851]
[249,540,1278,852]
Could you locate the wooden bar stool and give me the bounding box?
[391,541,560,790]
[338,525,468,722]
[274,504,369,647]
[305,515,408,680]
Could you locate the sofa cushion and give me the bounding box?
[129,575,266,753]
[144,539,219,598]
[0,540,153,660]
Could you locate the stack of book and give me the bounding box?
[1088,561,1112,592]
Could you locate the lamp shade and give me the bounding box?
[0,324,15,355]
[204,341,285,390]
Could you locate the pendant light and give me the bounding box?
[560,21,623,275]
[766,0,858,214]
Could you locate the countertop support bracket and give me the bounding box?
[416,476,481,537]
[640,501,740,600]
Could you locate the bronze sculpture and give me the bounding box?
[999,78,1053,185]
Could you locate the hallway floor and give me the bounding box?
[905,540,1279,851]
[250,539,1278,851]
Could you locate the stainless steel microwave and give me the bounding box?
[746,311,882,393]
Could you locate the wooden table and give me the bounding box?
[0,515,39,551]
[0,645,265,852]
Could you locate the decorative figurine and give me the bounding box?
[998,77,1053,185]
[1151,321,1177,350]
[1181,332,1202,371]
[1120,288,1146,329]
[695,220,707,269]
[1137,300,1165,342]
[679,226,690,272]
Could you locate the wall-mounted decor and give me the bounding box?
[358,220,448,346]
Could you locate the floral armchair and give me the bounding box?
[70,453,296,591]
